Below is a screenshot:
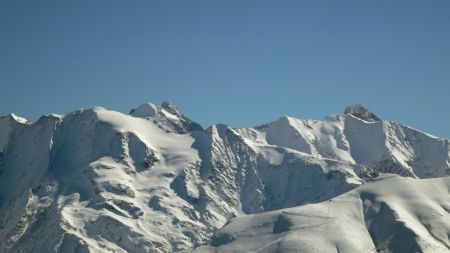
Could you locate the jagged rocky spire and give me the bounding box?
[344,104,380,122]
[130,101,203,133]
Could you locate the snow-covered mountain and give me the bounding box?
[0,102,449,253]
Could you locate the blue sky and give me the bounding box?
[1,1,449,137]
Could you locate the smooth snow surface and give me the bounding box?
[0,102,449,253]
[195,175,450,253]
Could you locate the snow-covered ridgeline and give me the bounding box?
[0,102,448,252]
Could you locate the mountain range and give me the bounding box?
[0,102,449,253]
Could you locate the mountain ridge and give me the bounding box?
[0,102,449,252]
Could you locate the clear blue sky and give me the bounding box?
[1,1,449,138]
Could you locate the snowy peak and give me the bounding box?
[161,100,183,117]
[129,101,203,134]
[129,103,158,118]
[0,113,29,124]
[246,108,449,179]
[344,104,380,122]
[0,114,30,150]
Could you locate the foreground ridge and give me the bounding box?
[195,175,450,253]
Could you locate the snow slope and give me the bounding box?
[194,174,450,253]
[0,102,448,252]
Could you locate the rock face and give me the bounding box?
[129,101,203,134]
[344,104,380,122]
[0,102,449,253]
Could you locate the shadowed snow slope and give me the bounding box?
[0,102,449,252]
[194,175,450,253]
